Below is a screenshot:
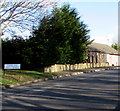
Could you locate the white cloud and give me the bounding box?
[90,34,118,46]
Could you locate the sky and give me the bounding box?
[2,0,118,46]
[59,0,118,46]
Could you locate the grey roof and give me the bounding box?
[87,42,118,54]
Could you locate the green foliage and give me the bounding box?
[2,4,92,70]
[111,43,120,52]
[2,37,35,69]
[32,4,91,65]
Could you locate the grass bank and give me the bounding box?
[0,70,58,86]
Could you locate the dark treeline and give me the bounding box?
[2,4,92,71]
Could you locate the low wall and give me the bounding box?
[44,62,109,73]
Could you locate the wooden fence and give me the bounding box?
[44,62,109,72]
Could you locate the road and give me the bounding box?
[2,69,119,110]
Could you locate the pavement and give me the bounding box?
[2,67,120,110]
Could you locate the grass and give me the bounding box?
[0,70,59,86]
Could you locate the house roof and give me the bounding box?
[87,42,118,54]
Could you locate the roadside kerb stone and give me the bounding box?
[44,78,49,81]
[72,73,77,75]
[58,75,63,78]
[91,70,95,72]
[79,72,84,74]
[2,79,45,90]
[64,74,70,77]
[16,83,22,86]
[37,79,44,82]
[95,69,101,72]
[7,85,15,88]
[2,66,119,90]
[33,80,39,83]
[26,81,32,84]
[20,82,27,85]
[51,76,54,79]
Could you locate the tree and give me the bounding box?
[2,4,92,70]
[111,43,120,52]
[2,36,34,69]
[1,0,57,70]
[0,0,57,35]
[32,4,92,66]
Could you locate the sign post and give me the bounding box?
[4,64,21,75]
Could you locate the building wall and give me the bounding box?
[88,51,120,66]
[88,51,107,63]
[106,54,120,66]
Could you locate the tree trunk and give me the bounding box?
[0,26,2,70]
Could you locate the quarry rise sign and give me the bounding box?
[4,64,21,75]
[4,64,21,69]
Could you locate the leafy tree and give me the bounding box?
[32,4,92,66]
[2,4,92,71]
[2,36,33,69]
[1,0,57,70]
[2,37,24,67]
[111,43,120,52]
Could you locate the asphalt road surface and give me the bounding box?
[2,69,120,110]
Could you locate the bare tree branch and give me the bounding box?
[0,0,57,35]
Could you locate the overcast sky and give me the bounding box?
[59,0,118,46]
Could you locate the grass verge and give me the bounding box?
[0,70,58,86]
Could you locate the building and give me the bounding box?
[87,42,120,66]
